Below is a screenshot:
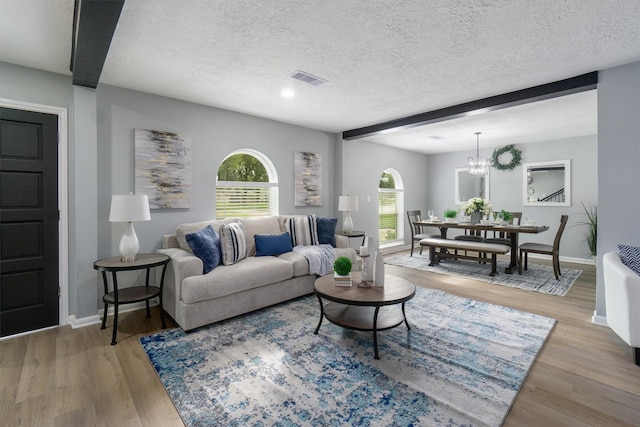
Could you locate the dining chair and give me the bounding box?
[453,218,486,261]
[407,210,441,256]
[518,214,569,280]
[485,211,522,246]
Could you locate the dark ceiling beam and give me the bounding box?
[70,0,125,88]
[342,72,598,140]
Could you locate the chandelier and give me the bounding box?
[467,132,489,176]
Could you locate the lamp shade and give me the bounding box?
[338,195,359,212]
[350,196,359,212]
[109,194,151,222]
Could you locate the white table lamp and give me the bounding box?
[109,193,151,261]
[338,195,359,233]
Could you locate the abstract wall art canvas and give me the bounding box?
[294,152,322,206]
[135,129,192,209]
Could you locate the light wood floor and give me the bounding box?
[1,254,639,426]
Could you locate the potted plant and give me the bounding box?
[579,202,597,257]
[333,256,353,286]
[494,209,512,224]
[444,209,457,223]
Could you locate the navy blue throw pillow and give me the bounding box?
[255,232,293,257]
[317,217,337,247]
[186,225,222,274]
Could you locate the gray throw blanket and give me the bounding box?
[293,244,336,276]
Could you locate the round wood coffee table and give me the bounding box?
[313,271,416,359]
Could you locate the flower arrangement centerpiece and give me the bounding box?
[461,197,492,224]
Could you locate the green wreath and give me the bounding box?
[491,145,522,171]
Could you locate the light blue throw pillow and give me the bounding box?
[186,225,222,274]
[255,232,293,257]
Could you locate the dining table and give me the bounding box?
[414,220,549,274]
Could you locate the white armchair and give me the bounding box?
[603,251,640,365]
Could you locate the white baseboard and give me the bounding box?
[380,243,411,254]
[69,299,159,329]
[383,244,596,266]
[68,314,101,329]
[591,310,609,327]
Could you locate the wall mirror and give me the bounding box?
[455,168,490,205]
[523,160,571,206]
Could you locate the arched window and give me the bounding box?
[378,168,404,245]
[216,149,279,218]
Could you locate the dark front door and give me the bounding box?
[0,107,59,336]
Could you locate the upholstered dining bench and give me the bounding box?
[419,238,511,276]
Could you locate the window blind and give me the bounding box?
[378,189,399,242]
[216,181,278,219]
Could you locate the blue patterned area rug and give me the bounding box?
[385,254,582,296]
[141,288,555,426]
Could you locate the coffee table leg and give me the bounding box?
[313,293,324,334]
[402,302,411,330]
[373,306,381,359]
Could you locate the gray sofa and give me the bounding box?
[157,215,358,331]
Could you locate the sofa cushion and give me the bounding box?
[618,244,640,275]
[181,256,294,303]
[176,219,232,253]
[277,251,310,277]
[317,217,337,247]
[219,222,248,265]
[255,232,293,257]
[238,216,281,256]
[285,215,318,246]
[185,225,222,274]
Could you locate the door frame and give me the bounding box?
[0,98,69,328]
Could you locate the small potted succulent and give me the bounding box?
[333,256,353,286]
[495,209,512,224]
[444,209,457,223]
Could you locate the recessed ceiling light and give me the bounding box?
[281,88,295,98]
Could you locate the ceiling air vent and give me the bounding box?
[289,70,328,86]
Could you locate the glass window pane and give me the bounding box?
[216,151,277,218]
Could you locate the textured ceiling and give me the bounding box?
[1,0,639,153]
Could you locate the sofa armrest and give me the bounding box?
[162,234,180,249]
[335,235,349,249]
[603,251,640,347]
[157,248,203,320]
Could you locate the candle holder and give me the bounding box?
[358,254,374,287]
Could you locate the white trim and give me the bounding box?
[68,314,102,329]
[216,180,278,188]
[591,310,609,327]
[69,300,160,329]
[525,253,596,266]
[0,98,69,328]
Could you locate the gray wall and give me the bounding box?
[3,58,640,325]
[340,138,431,246]
[0,61,100,319]
[96,84,339,258]
[427,135,598,261]
[597,61,640,318]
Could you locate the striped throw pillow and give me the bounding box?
[285,215,319,247]
[219,222,248,265]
